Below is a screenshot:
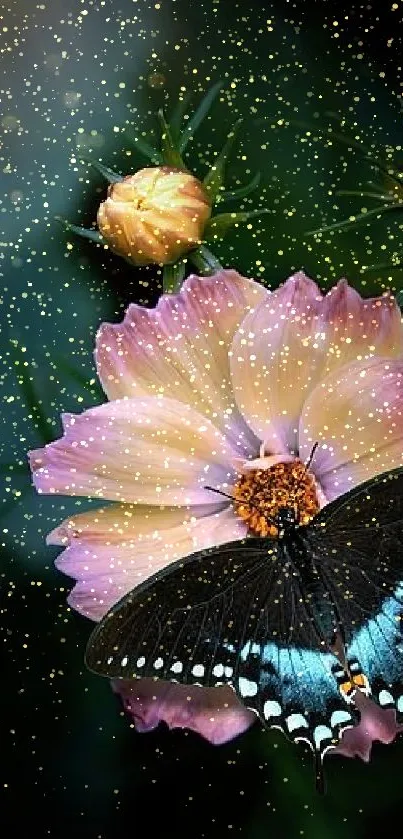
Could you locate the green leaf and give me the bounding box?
[55,358,105,400]
[220,172,261,202]
[336,189,396,202]
[179,81,224,153]
[395,290,403,307]
[204,208,271,240]
[55,217,104,244]
[12,359,53,445]
[157,109,187,169]
[306,203,403,236]
[162,260,187,293]
[78,156,124,183]
[287,117,403,189]
[124,129,162,163]
[363,261,403,273]
[188,245,223,275]
[169,91,192,145]
[203,119,243,203]
[0,488,30,520]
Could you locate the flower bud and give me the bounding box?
[97,166,211,266]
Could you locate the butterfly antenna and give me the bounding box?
[204,486,277,528]
[204,486,239,502]
[290,442,320,512]
[304,441,319,471]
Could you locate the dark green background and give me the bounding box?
[2,1,403,836]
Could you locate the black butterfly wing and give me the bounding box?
[348,588,403,722]
[85,537,355,765]
[303,465,403,644]
[302,466,403,731]
[85,536,318,683]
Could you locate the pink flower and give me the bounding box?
[332,692,403,762]
[29,269,403,749]
[112,679,256,745]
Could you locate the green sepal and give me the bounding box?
[169,91,192,146]
[204,208,271,241]
[79,156,123,183]
[220,172,261,203]
[179,81,224,153]
[124,129,162,164]
[55,217,104,244]
[157,109,188,169]
[203,119,243,203]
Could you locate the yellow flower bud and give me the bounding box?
[97,166,212,266]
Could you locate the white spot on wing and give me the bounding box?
[171,661,183,674]
[241,641,260,661]
[121,655,128,667]
[263,700,282,719]
[192,664,205,677]
[330,710,352,728]
[379,689,394,706]
[314,725,333,749]
[136,656,145,668]
[154,657,164,669]
[286,713,309,732]
[238,677,257,697]
[213,663,224,677]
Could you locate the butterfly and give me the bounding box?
[85,465,403,790]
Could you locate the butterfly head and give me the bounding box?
[275,505,300,538]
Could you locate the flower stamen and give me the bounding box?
[233,460,320,537]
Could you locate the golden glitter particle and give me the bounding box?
[147,72,167,89]
[233,460,320,537]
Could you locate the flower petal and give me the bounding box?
[112,679,256,745]
[230,272,325,452]
[320,281,403,361]
[29,396,240,506]
[230,273,403,454]
[332,692,402,762]
[95,270,266,452]
[49,503,247,620]
[299,357,403,500]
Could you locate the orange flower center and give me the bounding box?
[233,460,320,538]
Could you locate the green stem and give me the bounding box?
[188,245,223,275]
[162,260,187,293]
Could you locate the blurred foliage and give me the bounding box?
[2,0,403,837]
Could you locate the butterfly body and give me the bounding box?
[277,516,342,648]
[85,466,403,781]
